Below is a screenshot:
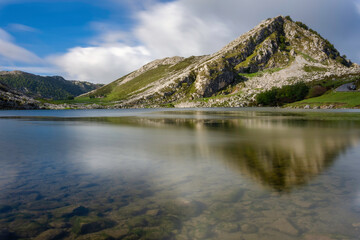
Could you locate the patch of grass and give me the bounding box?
[79,56,197,102]
[107,65,171,100]
[169,56,196,72]
[289,92,360,108]
[239,67,283,78]
[303,65,327,72]
[40,97,108,105]
[299,52,318,63]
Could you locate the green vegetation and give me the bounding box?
[288,92,360,108]
[109,65,170,100]
[295,21,309,30]
[83,56,197,101]
[303,65,327,72]
[239,68,283,78]
[256,82,309,106]
[299,52,318,63]
[0,72,100,100]
[307,85,327,98]
[309,74,359,89]
[279,35,287,51]
[169,56,196,72]
[284,16,293,21]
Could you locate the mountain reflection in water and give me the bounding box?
[2,109,360,240]
[38,111,359,192]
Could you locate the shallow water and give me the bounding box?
[1,108,360,240]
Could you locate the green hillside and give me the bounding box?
[288,92,360,108]
[0,71,102,100]
[79,56,197,101]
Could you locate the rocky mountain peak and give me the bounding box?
[82,16,359,108]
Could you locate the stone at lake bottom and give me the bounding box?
[34,229,67,240]
[271,218,299,236]
[240,223,258,234]
[293,199,314,209]
[146,209,160,216]
[62,206,89,218]
[74,219,117,235]
[303,234,335,240]
[216,222,239,233]
[10,220,47,238]
[49,221,70,229]
[194,223,213,239]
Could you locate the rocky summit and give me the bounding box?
[81,15,360,108]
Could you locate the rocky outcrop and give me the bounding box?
[0,82,41,110]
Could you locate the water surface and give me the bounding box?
[1,108,360,240]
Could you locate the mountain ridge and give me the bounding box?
[80,15,359,108]
[0,70,103,100]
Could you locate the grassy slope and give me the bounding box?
[76,56,197,103]
[288,91,360,108]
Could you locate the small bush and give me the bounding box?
[285,16,293,21]
[307,85,327,98]
[279,35,287,51]
[295,21,309,30]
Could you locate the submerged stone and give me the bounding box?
[34,229,67,240]
[210,204,241,222]
[194,223,213,239]
[271,218,299,236]
[163,199,206,219]
[60,205,90,218]
[10,220,47,238]
[216,222,239,233]
[214,189,244,203]
[71,206,90,216]
[146,209,160,216]
[72,217,116,235]
[240,223,258,234]
[303,234,336,240]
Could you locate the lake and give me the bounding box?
[1,108,360,240]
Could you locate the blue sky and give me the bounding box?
[0,0,359,83]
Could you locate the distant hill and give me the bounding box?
[80,15,360,108]
[0,81,40,109]
[0,71,103,100]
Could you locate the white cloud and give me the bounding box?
[134,1,232,58]
[0,28,42,64]
[356,0,360,14]
[0,28,13,41]
[88,21,134,45]
[8,23,39,33]
[50,44,151,83]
